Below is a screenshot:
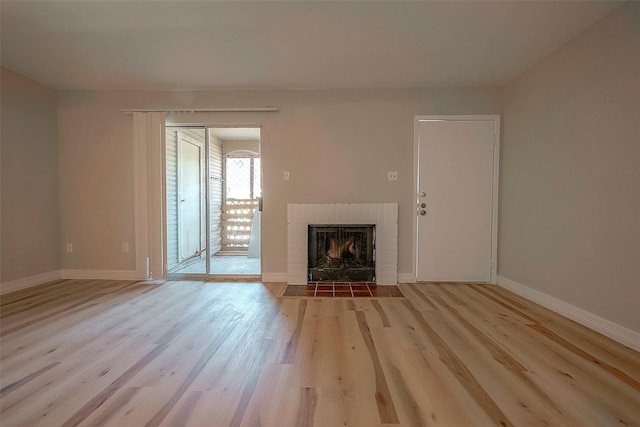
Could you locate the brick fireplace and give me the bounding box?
[287,203,398,285]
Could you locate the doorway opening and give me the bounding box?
[165,126,261,277]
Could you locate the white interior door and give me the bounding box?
[416,117,498,282]
[177,137,202,261]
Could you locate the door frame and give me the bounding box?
[412,115,500,284]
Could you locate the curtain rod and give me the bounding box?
[121,107,278,115]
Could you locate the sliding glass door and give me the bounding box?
[166,126,261,277]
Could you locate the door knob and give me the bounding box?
[419,210,427,216]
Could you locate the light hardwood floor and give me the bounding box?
[1,279,639,426]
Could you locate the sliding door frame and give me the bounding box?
[163,123,263,279]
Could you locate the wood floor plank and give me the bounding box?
[401,299,515,427]
[0,361,60,397]
[492,321,640,426]
[80,385,165,427]
[1,280,638,427]
[489,285,640,380]
[422,307,578,426]
[160,390,204,427]
[405,283,439,310]
[296,387,318,427]
[227,338,273,427]
[370,299,392,327]
[281,300,307,364]
[470,284,640,388]
[529,323,640,392]
[1,340,162,427]
[288,299,323,389]
[354,310,400,424]
[312,303,381,427]
[0,281,180,364]
[379,328,495,426]
[143,314,244,426]
[168,390,240,427]
[78,387,143,427]
[381,297,437,351]
[233,364,300,427]
[427,290,584,423]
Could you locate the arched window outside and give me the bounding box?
[224,151,261,202]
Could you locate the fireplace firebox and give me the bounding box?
[308,224,375,282]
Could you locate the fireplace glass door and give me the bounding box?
[308,225,375,282]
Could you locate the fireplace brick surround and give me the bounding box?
[287,203,398,285]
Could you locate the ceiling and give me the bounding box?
[0,1,623,91]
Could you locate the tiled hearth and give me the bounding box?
[287,203,399,285]
[282,283,404,298]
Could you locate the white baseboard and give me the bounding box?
[497,276,640,352]
[261,272,288,283]
[397,273,415,283]
[0,270,63,295]
[60,269,139,281]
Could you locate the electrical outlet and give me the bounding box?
[388,171,398,181]
[66,243,73,253]
[284,171,290,181]
[122,242,129,253]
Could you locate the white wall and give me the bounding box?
[500,2,640,333]
[1,68,61,285]
[57,92,136,271]
[57,88,501,277]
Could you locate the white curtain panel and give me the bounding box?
[133,112,166,279]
